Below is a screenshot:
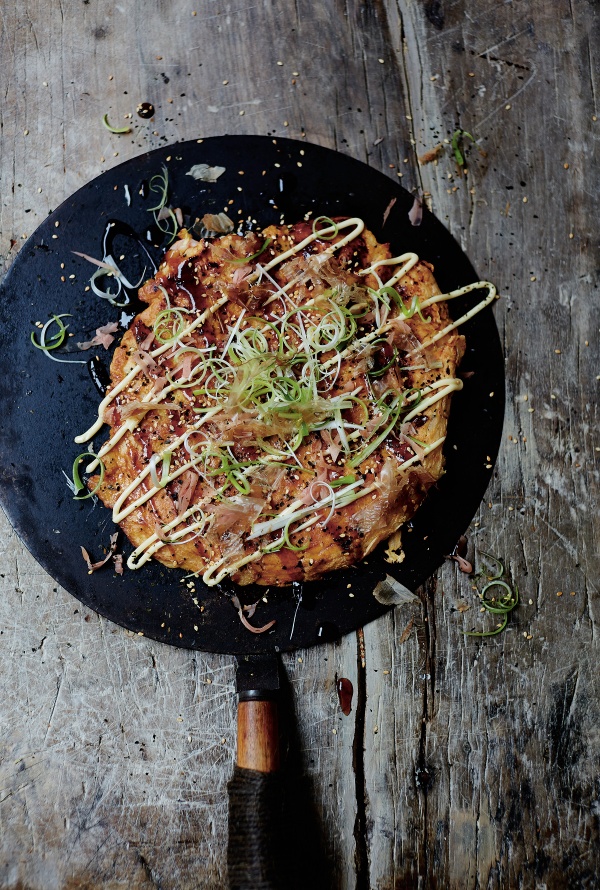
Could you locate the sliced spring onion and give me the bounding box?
[149,451,173,488]
[154,308,189,343]
[281,519,310,551]
[31,315,88,365]
[155,207,179,245]
[147,166,169,213]
[451,129,475,167]
[349,395,406,468]
[476,549,504,581]
[31,315,68,351]
[368,345,398,378]
[464,579,518,637]
[72,452,105,500]
[330,475,357,488]
[102,113,132,135]
[377,286,431,323]
[312,216,339,241]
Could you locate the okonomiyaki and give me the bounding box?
[74,216,496,586]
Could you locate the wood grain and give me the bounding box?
[1,0,598,888]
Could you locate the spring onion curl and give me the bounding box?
[147,165,179,245]
[464,551,519,637]
[312,216,339,241]
[153,307,191,343]
[73,250,146,307]
[149,451,173,488]
[31,315,88,365]
[102,113,132,135]
[464,581,519,637]
[476,549,504,581]
[147,166,170,213]
[72,452,106,499]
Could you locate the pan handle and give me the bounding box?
[228,666,284,889]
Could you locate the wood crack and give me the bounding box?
[352,627,369,889]
[416,576,437,878]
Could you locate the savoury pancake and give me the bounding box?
[76,217,486,587]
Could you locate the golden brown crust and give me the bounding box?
[92,221,465,586]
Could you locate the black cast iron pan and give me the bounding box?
[0,135,504,887]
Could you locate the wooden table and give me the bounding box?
[1,2,598,887]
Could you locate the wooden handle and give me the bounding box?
[236,699,280,772]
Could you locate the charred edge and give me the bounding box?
[416,576,437,876]
[352,629,369,888]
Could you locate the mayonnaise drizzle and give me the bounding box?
[409,281,497,354]
[127,504,213,569]
[75,294,229,446]
[111,406,221,523]
[198,435,446,586]
[359,252,420,288]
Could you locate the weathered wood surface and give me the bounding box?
[1,1,598,887]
